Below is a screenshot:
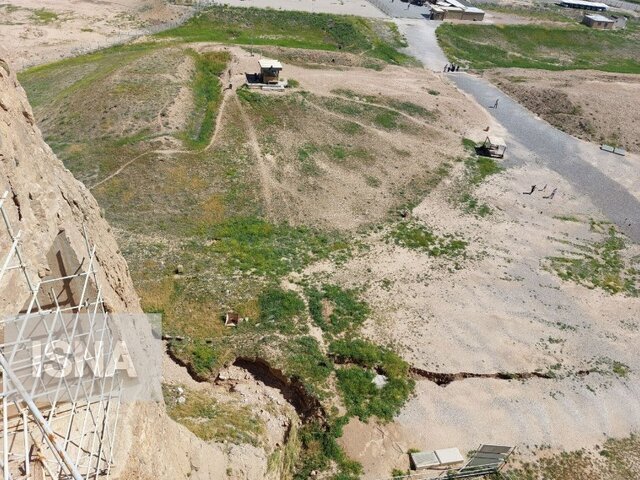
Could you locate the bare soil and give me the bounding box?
[486,68,640,153]
[0,0,189,69]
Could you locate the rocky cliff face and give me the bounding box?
[0,49,259,480]
[0,53,139,316]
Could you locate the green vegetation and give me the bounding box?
[330,339,414,422]
[258,287,306,334]
[201,217,348,277]
[612,360,630,378]
[548,226,639,296]
[554,215,582,223]
[318,95,417,132]
[32,8,59,23]
[437,22,640,73]
[280,336,335,394]
[389,221,467,259]
[453,141,502,217]
[163,385,264,444]
[307,284,370,336]
[295,417,362,480]
[158,6,413,65]
[465,154,503,185]
[183,50,230,148]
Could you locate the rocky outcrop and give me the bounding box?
[0,51,138,317]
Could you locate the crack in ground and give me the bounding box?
[410,366,593,386]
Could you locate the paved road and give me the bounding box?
[395,19,448,71]
[450,73,640,242]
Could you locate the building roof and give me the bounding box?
[410,451,440,469]
[561,0,608,9]
[585,13,614,21]
[442,0,485,12]
[258,59,283,70]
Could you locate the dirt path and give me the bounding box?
[303,98,394,142]
[328,92,443,134]
[235,96,274,215]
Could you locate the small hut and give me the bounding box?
[258,59,283,85]
[582,13,615,29]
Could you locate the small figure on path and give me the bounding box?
[543,188,557,199]
[523,185,536,195]
[494,99,499,109]
[456,65,460,72]
[444,63,448,72]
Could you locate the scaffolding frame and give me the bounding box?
[0,191,122,480]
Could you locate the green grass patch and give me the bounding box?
[548,226,639,296]
[437,22,640,73]
[318,95,417,133]
[336,121,363,135]
[306,284,370,336]
[332,88,437,121]
[554,215,582,223]
[295,417,362,480]
[450,147,502,217]
[158,6,413,65]
[200,217,348,277]
[465,155,502,185]
[297,142,322,175]
[510,434,640,479]
[389,221,467,258]
[330,338,414,422]
[280,336,334,394]
[182,50,230,148]
[32,8,59,23]
[258,287,306,334]
[164,385,264,444]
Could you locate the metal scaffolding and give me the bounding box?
[0,191,122,480]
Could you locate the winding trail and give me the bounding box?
[235,96,274,215]
[90,60,238,190]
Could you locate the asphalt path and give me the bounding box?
[449,73,640,242]
[395,19,449,71]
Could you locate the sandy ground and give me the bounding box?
[308,103,640,477]
[0,0,188,69]
[486,68,640,154]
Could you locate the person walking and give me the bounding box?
[494,98,499,109]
